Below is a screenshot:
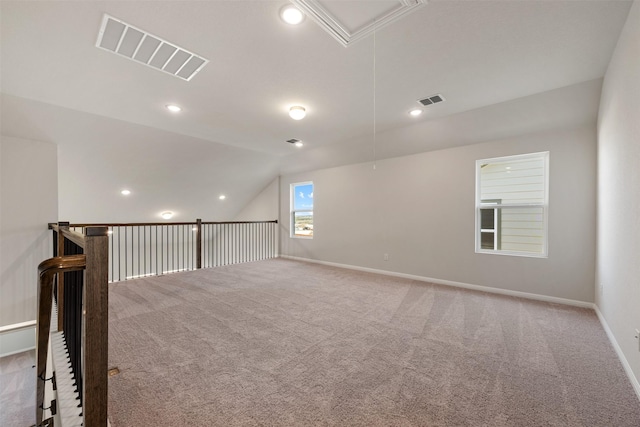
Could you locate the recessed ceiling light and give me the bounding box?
[409,108,423,117]
[120,189,131,195]
[289,106,306,120]
[219,195,226,200]
[281,5,305,25]
[161,211,174,219]
[166,104,182,113]
[294,141,304,147]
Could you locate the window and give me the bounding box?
[476,152,549,257]
[291,181,313,238]
[480,199,501,250]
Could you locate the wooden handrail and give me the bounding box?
[62,219,278,282]
[65,220,278,227]
[36,255,86,427]
[39,224,109,426]
[49,223,86,248]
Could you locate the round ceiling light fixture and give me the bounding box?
[289,106,306,120]
[409,108,423,117]
[161,211,174,220]
[166,104,182,113]
[281,5,305,25]
[219,195,226,200]
[120,189,131,195]
[294,141,304,148]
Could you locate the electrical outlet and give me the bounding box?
[384,253,389,261]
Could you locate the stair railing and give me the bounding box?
[36,224,109,427]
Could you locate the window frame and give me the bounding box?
[480,199,501,251]
[290,181,314,239]
[475,151,549,258]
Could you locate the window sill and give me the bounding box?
[475,249,547,259]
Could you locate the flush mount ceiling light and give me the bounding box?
[287,138,304,147]
[96,14,209,81]
[289,106,306,120]
[161,211,174,219]
[281,5,305,25]
[219,195,226,200]
[166,104,182,113]
[120,189,131,195]
[409,108,422,117]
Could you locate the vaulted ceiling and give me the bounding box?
[0,0,632,220]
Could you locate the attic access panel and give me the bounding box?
[96,14,209,81]
[292,0,428,47]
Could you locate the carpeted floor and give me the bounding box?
[0,349,35,426]
[107,258,640,426]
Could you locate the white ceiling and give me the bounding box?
[0,0,632,220]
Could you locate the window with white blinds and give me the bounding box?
[476,152,549,257]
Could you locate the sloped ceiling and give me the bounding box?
[0,1,632,221]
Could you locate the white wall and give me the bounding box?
[0,95,282,224]
[597,0,640,394]
[279,79,603,176]
[0,135,57,346]
[280,125,596,303]
[234,177,279,222]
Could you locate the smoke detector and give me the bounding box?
[96,14,209,81]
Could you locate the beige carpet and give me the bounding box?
[0,349,35,426]
[107,258,640,426]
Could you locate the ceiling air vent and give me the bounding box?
[96,14,209,81]
[286,139,301,144]
[418,94,446,106]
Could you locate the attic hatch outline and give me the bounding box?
[291,0,428,47]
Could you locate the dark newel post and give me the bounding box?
[57,221,69,332]
[82,226,109,427]
[196,218,202,269]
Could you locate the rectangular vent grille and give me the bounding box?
[418,94,445,106]
[96,14,208,81]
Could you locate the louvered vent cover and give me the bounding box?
[96,14,208,81]
[418,94,445,106]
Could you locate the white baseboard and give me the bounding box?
[0,321,36,358]
[279,255,594,309]
[594,306,640,402]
